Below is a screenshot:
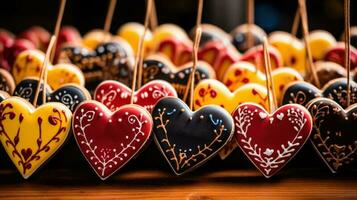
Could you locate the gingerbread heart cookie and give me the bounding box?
[315,61,346,87]
[308,30,336,61]
[73,101,152,180]
[59,41,134,90]
[117,22,153,56]
[282,78,357,109]
[324,43,357,70]
[240,45,283,72]
[152,97,234,175]
[94,80,177,113]
[13,78,90,112]
[230,24,266,53]
[198,40,240,80]
[269,31,306,75]
[233,103,312,178]
[156,37,193,66]
[190,24,231,47]
[0,97,72,179]
[12,50,85,90]
[307,98,357,172]
[223,61,303,104]
[194,79,269,113]
[142,57,215,99]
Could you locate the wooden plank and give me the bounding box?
[0,169,356,199]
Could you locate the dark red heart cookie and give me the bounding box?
[72,101,152,180]
[233,103,312,178]
[94,80,177,113]
[152,97,234,175]
[307,98,357,173]
[324,44,357,70]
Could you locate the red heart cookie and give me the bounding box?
[233,103,312,178]
[94,80,177,113]
[73,101,153,180]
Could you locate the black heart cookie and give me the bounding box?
[13,78,51,106]
[152,97,234,175]
[282,78,357,109]
[142,59,215,99]
[13,78,90,112]
[59,42,134,90]
[230,24,266,52]
[315,61,346,87]
[307,98,357,173]
[0,68,15,94]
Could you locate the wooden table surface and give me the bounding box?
[0,168,356,200]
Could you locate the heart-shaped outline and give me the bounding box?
[12,50,85,89]
[152,97,234,175]
[194,79,269,113]
[222,61,303,104]
[239,45,283,72]
[268,31,306,75]
[94,79,177,113]
[156,37,192,66]
[324,43,357,70]
[198,40,240,80]
[142,56,215,98]
[72,100,153,180]
[307,97,357,173]
[59,40,134,89]
[282,78,357,109]
[233,103,312,178]
[13,78,91,112]
[308,30,337,61]
[0,97,72,179]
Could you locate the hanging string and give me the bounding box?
[137,0,154,88]
[247,0,254,49]
[291,7,300,37]
[299,0,321,88]
[102,0,117,42]
[50,0,67,63]
[130,0,153,104]
[149,0,158,30]
[33,36,57,106]
[182,0,204,104]
[190,28,202,109]
[188,0,204,110]
[262,37,277,113]
[104,0,117,33]
[344,0,351,107]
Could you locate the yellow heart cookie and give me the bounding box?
[269,31,306,75]
[12,50,85,90]
[151,24,190,51]
[81,29,107,50]
[0,97,72,179]
[308,30,336,61]
[117,22,153,55]
[222,61,303,105]
[193,79,269,113]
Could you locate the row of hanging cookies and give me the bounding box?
[0,0,356,180]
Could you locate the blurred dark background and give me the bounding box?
[0,0,356,38]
